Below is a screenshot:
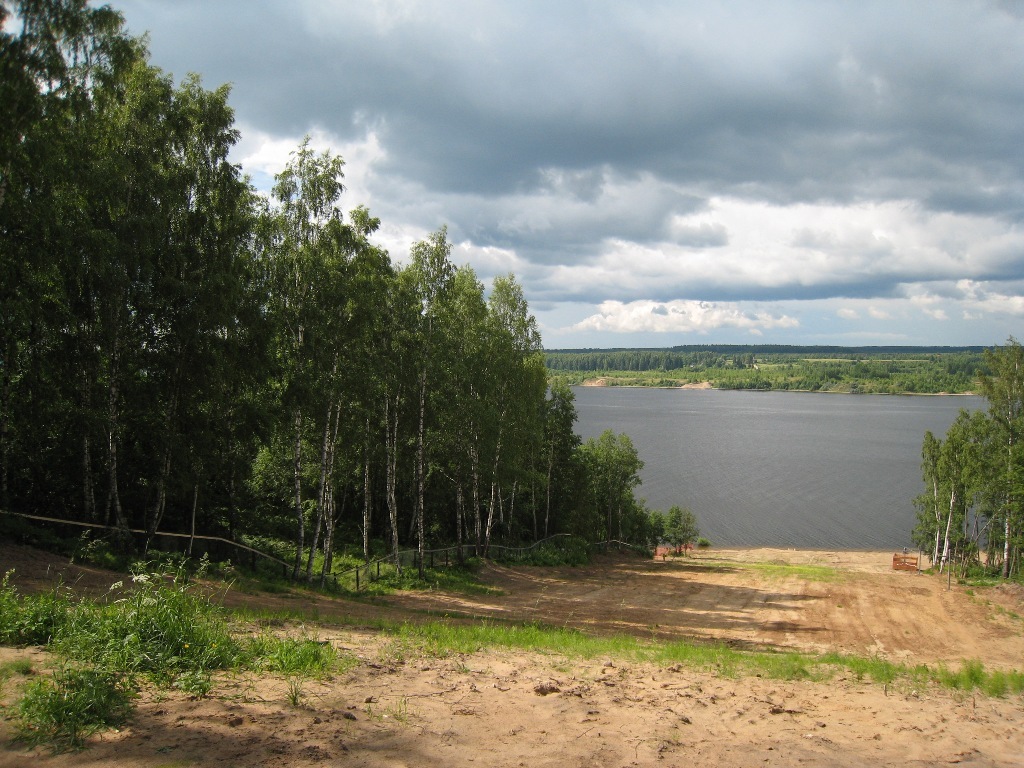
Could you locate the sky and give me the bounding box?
[109,0,1024,349]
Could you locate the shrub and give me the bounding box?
[501,536,591,566]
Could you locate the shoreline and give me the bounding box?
[575,379,977,396]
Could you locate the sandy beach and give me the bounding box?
[2,542,1022,767]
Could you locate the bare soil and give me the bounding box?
[2,542,1023,767]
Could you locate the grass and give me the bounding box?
[0,565,346,752]
[0,571,74,646]
[14,664,135,751]
[0,658,34,679]
[355,559,504,597]
[241,633,347,675]
[375,616,1023,696]
[367,695,410,723]
[733,561,847,583]
[4,549,1024,752]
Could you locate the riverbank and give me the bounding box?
[578,377,975,395]
[2,542,1022,767]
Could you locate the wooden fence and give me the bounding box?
[2,510,638,591]
[1,509,293,575]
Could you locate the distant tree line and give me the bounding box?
[913,339,1023,579]
[546,348,987,394]
[0,0,658,577]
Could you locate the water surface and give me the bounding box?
[573,387,983,549]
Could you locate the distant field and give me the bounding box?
[545,345,986,394]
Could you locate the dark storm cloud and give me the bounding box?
[125,1,1024,206]
[113,0,1024,343]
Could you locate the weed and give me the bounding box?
[174,670,213,699]
[386,696,410,723]
[14,664,134,751]
[242,633,340,676]
[367,696,410,723]
[0,571,73,646]
[285,675,306,707]
[936,659,987,691]
[0,658,34,679]
[53,568,239,680]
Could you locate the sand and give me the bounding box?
[1,543,1022,767]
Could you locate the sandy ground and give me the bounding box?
[2,543,1023,767]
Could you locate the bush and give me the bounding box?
[499,536,591,566]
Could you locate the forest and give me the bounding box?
[0,0,662,581]
[913,340,1024,580]
[546,346,986,393]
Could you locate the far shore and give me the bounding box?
[576,378,977,396]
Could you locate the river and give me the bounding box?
[572,387,984,549]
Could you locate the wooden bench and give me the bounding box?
[892,553,918,571]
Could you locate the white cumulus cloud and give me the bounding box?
[570,300,799,335]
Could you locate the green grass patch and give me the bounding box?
[0,658,34,679]
[0,571,74,646]
[0,565,358,751]
[373,617,1024,697]
[495,536,592,567]
[52,569,240,682]
[240,633,349,676]
[332,558,503,598]
[14,664,135,751]
[734,561,846,583]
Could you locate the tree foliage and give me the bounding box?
[914,338,1023,578]
[0,0,661,575]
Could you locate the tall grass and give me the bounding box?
[0,566,342,751]
[15,664,134,751]
[0,571,73,645]
[53,570,239,681]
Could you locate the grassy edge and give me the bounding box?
[232,603,1024,699]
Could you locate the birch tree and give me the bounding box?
[979,338,1024,578]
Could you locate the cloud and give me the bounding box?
[114,0,1024,346]
[570,299,799,335]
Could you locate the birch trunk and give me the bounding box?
[384,395,402,575]
[104,341,129,540]
[307,398,336,580]
[939,486,957,573]
[363,416,372,564]
[291,406,304,580]
[416,368,427,576]
[483,420,504,555]
[187,483,198,557]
